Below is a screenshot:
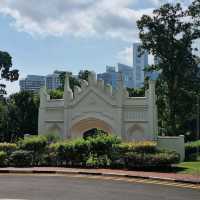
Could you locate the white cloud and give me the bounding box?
[0,0,160,41]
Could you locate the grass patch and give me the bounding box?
[176,160,200,176]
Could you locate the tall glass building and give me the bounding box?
[133,43,148,88]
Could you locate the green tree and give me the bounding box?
[137,3,200,136]
[49,89,63,99]
[127,88,145,97]
[0,51,19,98]
[0,101,8,141]
[58,72,80,91]
[10,91,39,135]
[0,92,40,142]
[78,70,91,81]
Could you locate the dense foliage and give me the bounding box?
[137,2,200,140]
[185,140,200,161]
[0,51,19,98]
[0,151,7,166]
[18,135,47,165]
[126,88,145,97]
[0,143,17,154]
[0,91,39,142]
[9,150,33,167]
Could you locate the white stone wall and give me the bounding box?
[157,135,185,161]
[38,72,158,141]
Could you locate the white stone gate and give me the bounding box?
[38,73,158,141]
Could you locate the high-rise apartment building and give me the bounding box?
[133,43,148,88]
[19,75,45,93]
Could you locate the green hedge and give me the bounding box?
[185,140,200,161]
[86,154,111,168]
[118,141,157,155]
[0,151,7,166]
[0,143,17,155]
[0,135,181,168]
[124,151,180,168]
[9,150,33,167]
[18,135,47,165]
[45,136,179,168]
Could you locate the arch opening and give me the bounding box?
[70,118,114,139]
[83,128,108,139]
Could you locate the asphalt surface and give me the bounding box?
[0,174,199,200]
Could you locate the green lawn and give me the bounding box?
[177,161,200,176]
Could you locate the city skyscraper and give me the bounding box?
[133,43,148,88]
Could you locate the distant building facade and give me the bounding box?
[118,63,134,88]
[97,64,134,89]
[97,66,118,88]
[45,70,64,90]
[19,75,45,93]
[133,43,148,88]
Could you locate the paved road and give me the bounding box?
[0,174,199,200]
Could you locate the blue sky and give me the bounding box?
[0,0,191,94]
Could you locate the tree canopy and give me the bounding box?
[137,2,200,138]
[0,51,19,98]
[0,91,39,142]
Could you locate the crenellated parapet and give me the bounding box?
[40,71,157,109]
[62,72,129,104]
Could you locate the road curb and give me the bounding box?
[0,169,199,185]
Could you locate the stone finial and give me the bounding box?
[105,84,112,96]
[124,89,129,98]
[74,85,81,97]
[116,72,124,90]
[64,74,70,91]
[88,71,97,86]
[39,86,50,107]
[97,79,104,89]
[64,73,73,102]
[81,80,88,90]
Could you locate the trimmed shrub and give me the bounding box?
[86,154,111,168]
[72,138,90,166]
[87,134,121,156]
[44,132,61,144]
[124,151,180,169]
[185,140,200,161]
[0,151,7,167]
[46,142,60,166]
[18,135,47,165]
[9,150,33,167]
[54,139,90,167]
[0,143,17,155]
[118,141,157,154]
